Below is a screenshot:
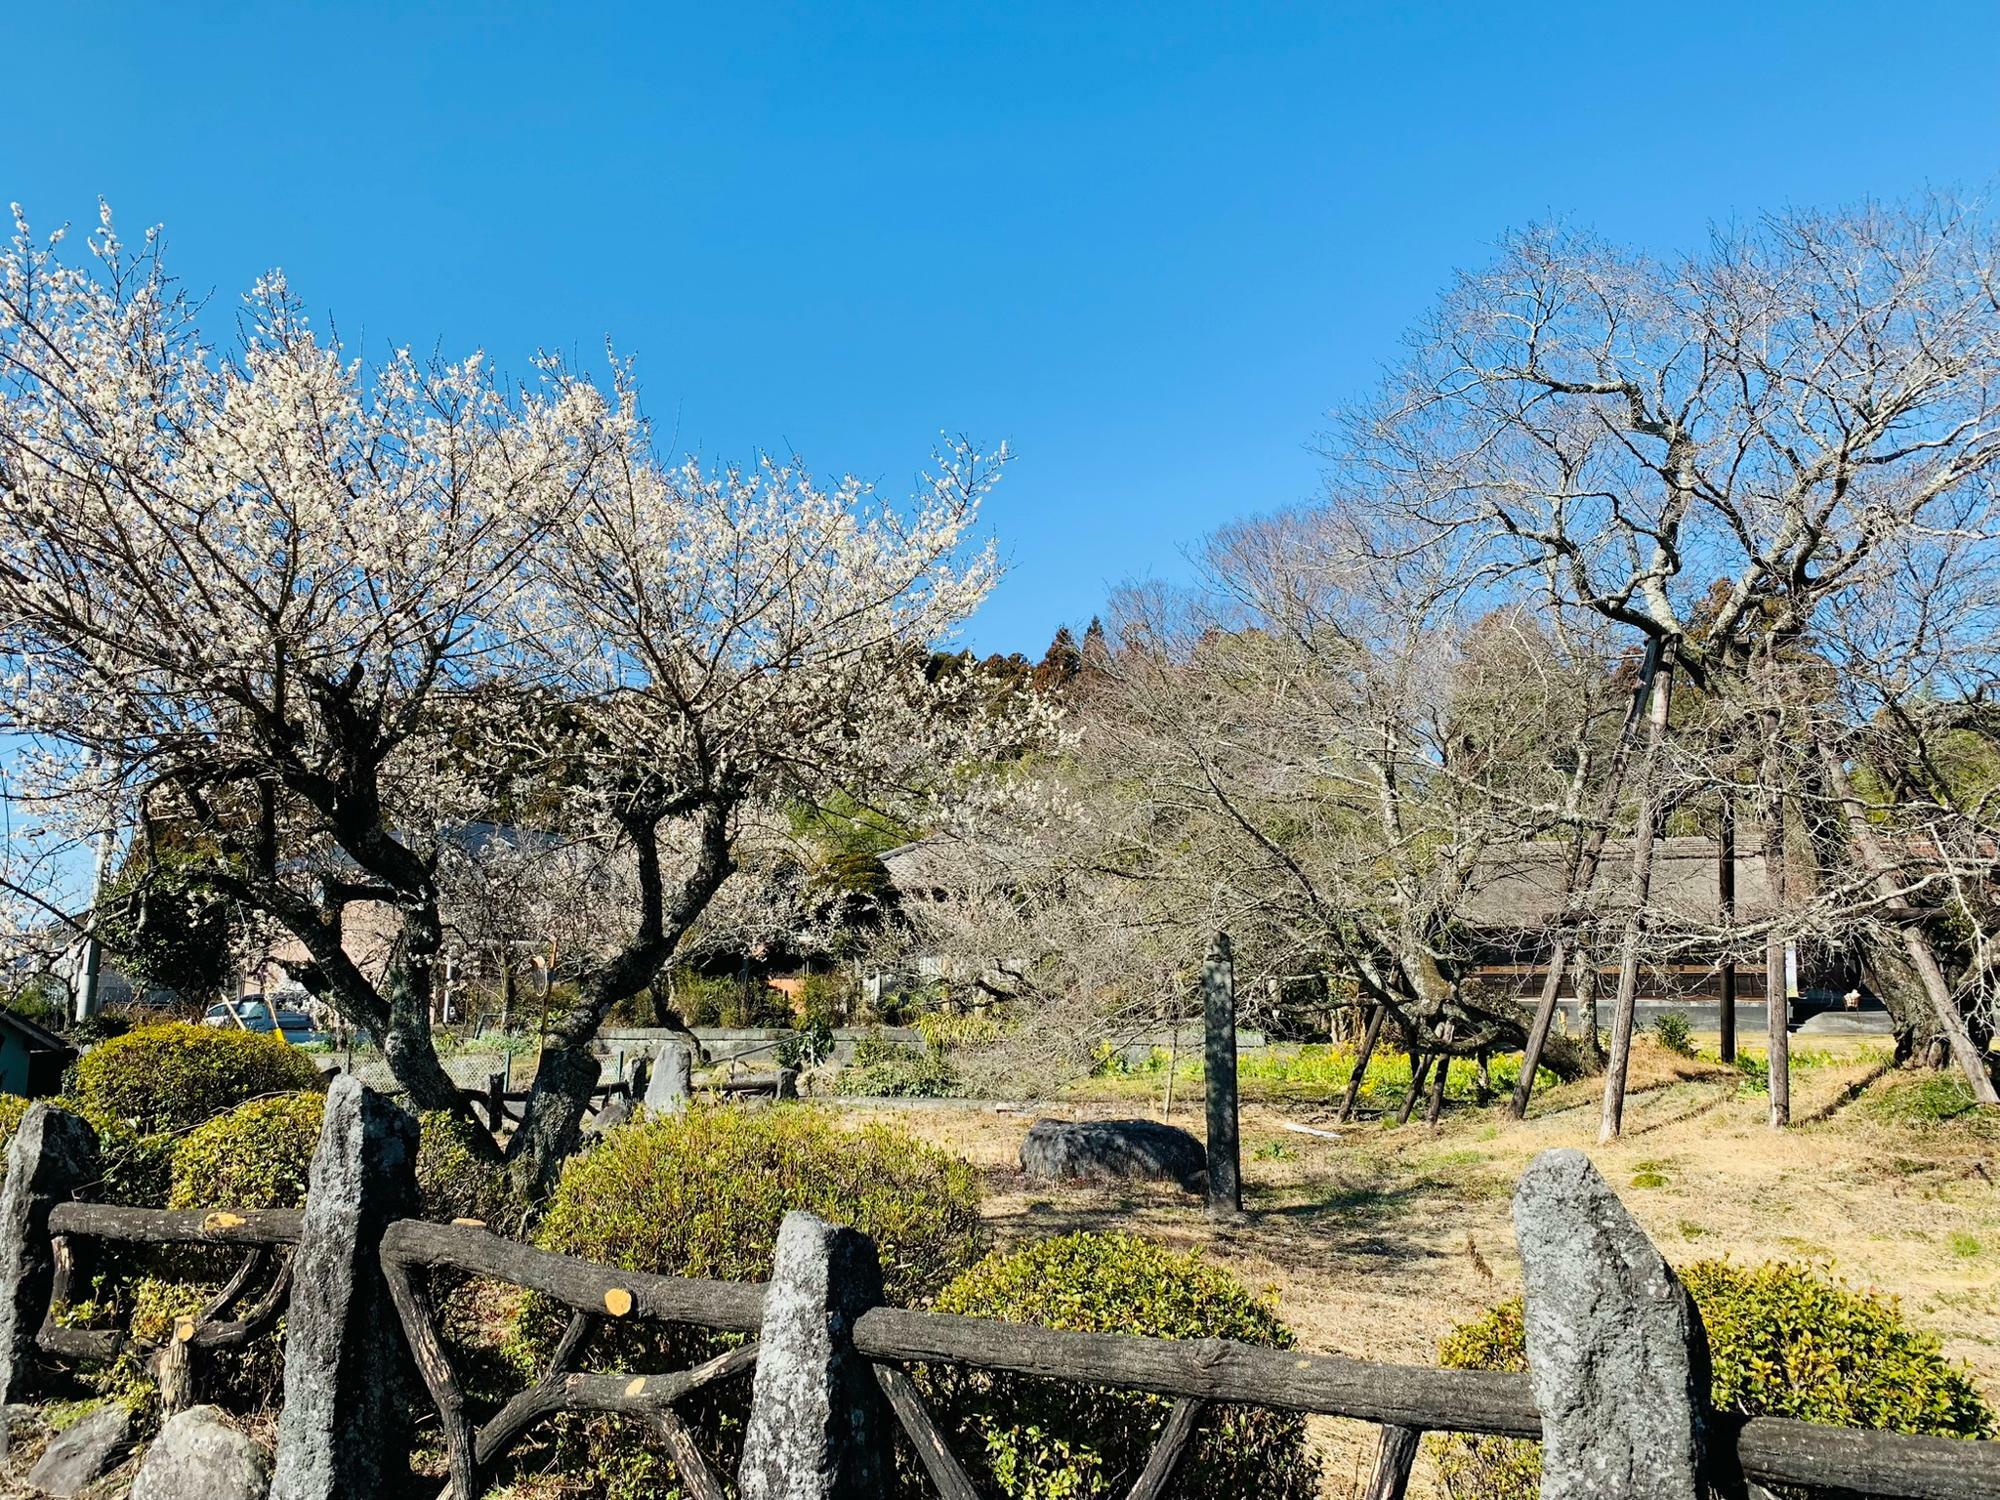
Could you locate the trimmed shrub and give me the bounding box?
[169,1091,324,1211]
[506,1107,985,1498]
[415,1109,513,1227]
[921,1232,1321,1500]
[1436,1260,1993,1499]
[534,1105,983,1302]
[73,1022,322,1134]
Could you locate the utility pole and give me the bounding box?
[74,818,117,1023]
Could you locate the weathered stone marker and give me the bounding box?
[1512,1148,1708,1500]
[738,1211,886,1499]
[0,1103,97,1404]
[644,1039,693,1115]
[1202,932,1242,1220]
[269,1076,420,1500]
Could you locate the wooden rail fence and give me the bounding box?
[0,1086,1994,1499]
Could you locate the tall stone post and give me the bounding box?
[738,1211,886,1499]
[270,1077,421,1500]
[644,1039,693,1115]
[1512,1148,1709,1500]
[0,1104,97,1403]
[1202,933,1242,1221]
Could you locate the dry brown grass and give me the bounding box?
[856,1037,2000,1497]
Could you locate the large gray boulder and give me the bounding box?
[129,1406,266,1500]
[1020,1118,1206,1191]
[25,1401,130,1497]
[1512,1148,1708,1500]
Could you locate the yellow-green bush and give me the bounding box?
[0,1093,31,1178]
[415,1110,512,1227]
[507,1106,985,1498]
[169,1092,324,1211]
[73,1022,323,1134]
[1436,1260,1993,1499]
[921,1232,1320,1499]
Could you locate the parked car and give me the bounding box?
[203,998,328,1047]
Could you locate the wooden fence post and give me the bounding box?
[1362,1423,1422,1500]
[738,1211,886,1499]
[1513,1148,1709,1499]
[1203,934,1242,1221]
[270,1076,421,1500]
[0,1104,97,1403]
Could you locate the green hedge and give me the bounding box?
[72,1022,323,1134]
[169,1092,324,1210]
[534,1105,983,1301]
[507,1106,986,1498]
[922,1232,1322,1499]
[1437,1260,1994,1499]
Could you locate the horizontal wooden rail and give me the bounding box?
[379,1220,2000,1500]
[854,1310,2000,1500]
[47,1203,303,1246]
[381,1219,765,1332]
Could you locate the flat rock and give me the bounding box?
[26,1401,130,1497]
[130,1406,266,1500]
[1020,1118,1205,1190]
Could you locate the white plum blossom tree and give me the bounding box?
[0,204,1038,1184]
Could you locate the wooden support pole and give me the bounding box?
[1766,726,1791,1130]
[1337,1004,1387,1123]
[1425,1048,1452,1128]
[1601,639,1681,1143]
[1397,1052,1433,1126]
[1202,934,1242,1221]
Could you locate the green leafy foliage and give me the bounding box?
[93,846,241,1002]
[169,1091,324,1210]
[836,1037,961,1097]
[0,1093,31,1180]
[1652,1010,1698,1058]
[414,1110,513,1227]
[534,1105,983,1301]
[507,1107,985,1498]
[1435,1260,1993,1498]
[921,1232,1321,1500]
[73,1022,323,1134]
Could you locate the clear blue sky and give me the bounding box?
[6,1,1999,654]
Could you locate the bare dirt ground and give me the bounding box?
[856,1038,2000,1497]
